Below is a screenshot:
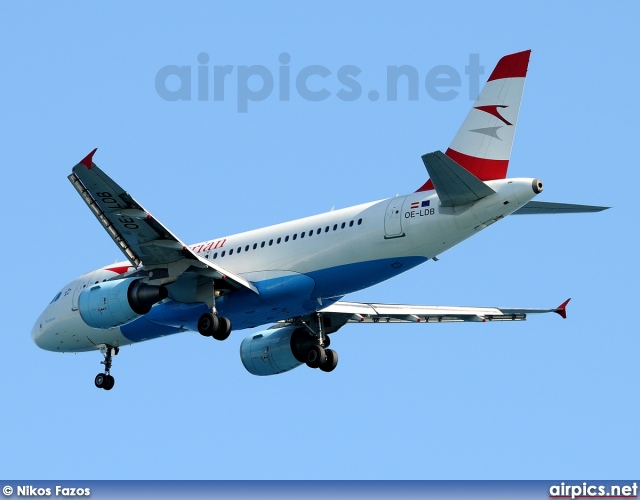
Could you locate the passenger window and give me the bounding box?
[269,239,273,246]
[293,234,297,240]
[213,252,218,259]
[301,232,305,238]
[325,226,329,232]
[277,237,281,244]
[309,229,314,236]
[333,224,337,231]
[349,220,354,227]
[285,236,289,242]
[245,245,249,251]
[261,241,265,248]
[341,222,345,229]
[229,249,234,255]
[221,251,226,257]
[358,218,363,225]
[253,243,257,250]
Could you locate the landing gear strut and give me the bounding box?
[94,345,118,390]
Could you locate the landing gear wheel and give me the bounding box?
[306,345,327,369]
[212,316,232,341]
[95,373,115,390]
[323,335,331,348]
[198,313,218,337]
[320,349,338,372]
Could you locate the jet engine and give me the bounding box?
[240,326,317,376]
[78,277,168,329]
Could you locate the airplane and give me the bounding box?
[32,50,608,390]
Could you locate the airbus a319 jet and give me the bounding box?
[33,50,607,390]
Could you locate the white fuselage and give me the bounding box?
[32,178,538,352]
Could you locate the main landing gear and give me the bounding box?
[305,343,339,372]
[294,313,338,373]
[197,312,232,341]
[94,345,118,391]
[197,282,233,341]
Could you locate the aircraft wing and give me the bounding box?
[302,298,570,332]
[68,149,258,294]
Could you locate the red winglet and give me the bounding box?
[555,298,571,319]
[79,148,98,169]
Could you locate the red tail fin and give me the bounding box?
[417,50,531,192]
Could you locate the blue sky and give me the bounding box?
[1,1,638,480]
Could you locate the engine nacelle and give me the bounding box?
[240,326,317,376]
[78,277,168,329]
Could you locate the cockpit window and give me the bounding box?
[49,292,62,304]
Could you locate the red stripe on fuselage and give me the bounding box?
[105,265,131,275]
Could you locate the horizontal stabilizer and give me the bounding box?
[512,201,610,215]
[421,151,495,207]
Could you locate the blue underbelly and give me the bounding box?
[307,256,426,297]
[120,256,426,343]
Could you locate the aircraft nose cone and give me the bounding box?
[32,314,55,351]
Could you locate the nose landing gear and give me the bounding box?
[94,344,118,390]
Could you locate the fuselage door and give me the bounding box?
[384,197,406,239]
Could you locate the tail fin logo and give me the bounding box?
[474,105,512,126]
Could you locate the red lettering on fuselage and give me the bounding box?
[191,238,226,254]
